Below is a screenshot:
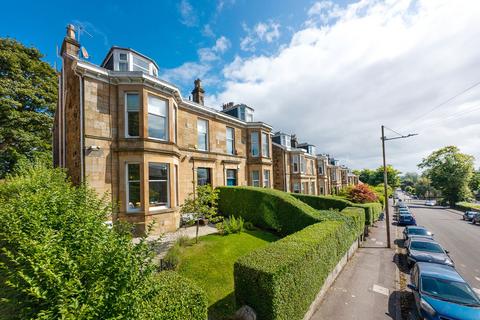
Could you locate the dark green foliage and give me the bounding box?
[217,186,345,236]
[234,221,356,320]
[291,193,381,226]
[218,215,245,235]
[0,38,58,177]
[0,163,207,319]
[340,207,365,237]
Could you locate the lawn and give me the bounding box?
[175,230,279,319]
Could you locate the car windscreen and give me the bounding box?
[421,275,480,306]
[408,228,428,236]
[400,215,412,220]
[410,241,443,253]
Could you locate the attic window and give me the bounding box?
[132,56,149,73]
[119,53,128,71]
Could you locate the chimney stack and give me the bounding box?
[291,134,298,148]
[191,78,205,105]
[60,24,80,58]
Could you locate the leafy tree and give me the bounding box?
[469,170,480,194]
[346,184,379,204]
[181,184,220,242]
[418,146,475,206]
[400,172,419,190]
[413,176,439,199]
[0,38,57,178]
[355,166,401,189]
[0,162,206,319]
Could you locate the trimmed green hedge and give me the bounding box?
[291,193,381,226]
[234,221,355,320]
[456,201,480,212]
[217,187,346,236]
[147,271,208,320]
[340,207,365,237]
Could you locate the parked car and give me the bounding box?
[403,226,433,241]
[406,238,453,267]
[409,262,480,320]
[472,214,480,225]
[398,213,417,226]
[425,200,436,206]
[463,211,478,221]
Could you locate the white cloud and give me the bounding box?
[240,21,281,52]
[215,0,480,172]
[179,0,198,27]
[198,36,231,62]
[202,24,216,38]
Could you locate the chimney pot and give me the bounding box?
[66,24,76,40]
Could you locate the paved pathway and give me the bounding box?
[134,224,218,259]
[309,208,400,320]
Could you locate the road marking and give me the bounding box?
[475,276,480,282]
[375,241,384,245]
[371,238,377,241]
[372,284,390,296]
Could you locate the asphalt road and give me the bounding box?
[403,200,480,295]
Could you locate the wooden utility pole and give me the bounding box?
[381,125,391,248]
[381,126,418,249]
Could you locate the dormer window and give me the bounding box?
[102,47,159,77]
[119,53,128,71]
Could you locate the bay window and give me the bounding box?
[125,93,140,137]
[251,132,259,157]
[197,119,209,151]
[226,127,235,155]
[262,132,270,157]
[148,95,168,140]
[251,170,260,187]
[263,170,271,188]
[126,163,141,211]
[149,163,169,209]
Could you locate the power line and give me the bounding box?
[402,79,480,131]
[384,126,405,138]
[415,103,480,132]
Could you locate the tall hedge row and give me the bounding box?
[217,186,346,236]
[291,193,382,226]
[234,221,356,320]
[340,207,366,237]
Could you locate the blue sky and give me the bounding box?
[0,0,350,96]
[1,0,479,172]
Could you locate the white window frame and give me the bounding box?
[226,169,237,186]
[148,95,169,141]
[262,132,270,157]
[252,170,260,187]
[132,55,150,73]
[125,92,140,138]
[263,170,270,188]
[197,119,209,151]
[226,127,235,155]
[300,156,306,174]
[251,132,259,157]
[293,182,300,193]
[126,162,141,212]
[148,163,170,210]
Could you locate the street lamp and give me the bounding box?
[381,125,417,248]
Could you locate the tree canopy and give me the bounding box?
[418,146,475,205]
[353,165,401,189]
[0,38,57,178]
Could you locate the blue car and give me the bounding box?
[409,262,480,320]
[398,213,416,226]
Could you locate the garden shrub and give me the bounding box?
[0,163,207,320]
[217,187,346,236]
[218,215,245,235]
[234,221,356,320]
[340,207,365,237]
[291,193,381,226]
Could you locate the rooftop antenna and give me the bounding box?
[75,23,93,59]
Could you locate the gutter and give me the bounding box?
[74,68,85,183]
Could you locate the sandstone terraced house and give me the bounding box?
[53,25,273,234]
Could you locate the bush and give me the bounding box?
[291,193,381,226]
[244,221,256,231]
[217,187,346,236]
[234,221,356,320]
[218,215,245,235]
[340,207,365,237]
[346,184,378,204]
[0,163,207,319]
